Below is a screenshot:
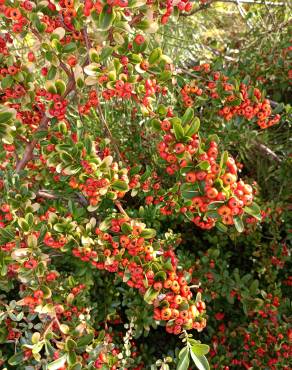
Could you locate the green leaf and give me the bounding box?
[273,102,284,114]
[144,287,159,304]
[129,165,142,176]
[76,333,94,348]
[159,71,172,81]
[8,352,24,366]
[234,216,244,233]
[55,79,66,95]
[99,5,115,30]
[216,222,227,233]
[154,271,167,281]
[149,48,162,64]
[185,117,200,137]
[18,218,30,232]
[150,118,161,131]
[111,180,129,191]
[100,46,113,61]
[48,354,67,370]
[242,75,250,85]
[99,219,111,232]
[219,151,229,170]
[197,161,210,170]
[70,363,82,370]
[163,258,174,271]
[47,66,57,80]
[0,110,14,124]
[135,20,151,31]
[1,75,13,89]
[32,341,44,355]
[0,226,15,243]
[121,223,132,234]
[190,351,210,370]
[182,108,194,125]
[63,165,81,175]
[181,183,199,200]
[177,347,190,370]
[207,134,219,144]
[0,326,8,343]
[250,279,259,295]
[157,105,167,117]
[191,344,210,357]
[228,98,242,106]
[173,121,184,141]
[244,203,261,219]
[25,213,34,227]
[53,223,66,233]
[205,210,219,219]
[140,228,156,239]
[67,350,77,365]
[62,43,76,53]
[27,234,38,248]
[207,201,224,210]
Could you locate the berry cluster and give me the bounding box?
[0,4,28,33]
[180,64,280,129]
[36,88,68,121]
[152,109,257,230]
[101,80,133,101]
[48,215,207,335]
[217,85,280,129]
[0,34,10,55]
[159,0,193,24]
[0,203,12,228]
[78,90,99,115]
[69,163,128,207]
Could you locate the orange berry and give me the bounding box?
[186,172,196,183]
[163,279,173,289]
[222,173,236,185]
[161,308,172,320]
[206,187,218,199]
[218,205,231,216]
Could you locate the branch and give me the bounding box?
[269,100,279,108]
[115,201,130,219]
[59,60,73,78]
[82,25,92,66]
[15,116,50,173]
[37,190,58,200]
[129,13,144,26]
[96,104,123,162]
[16,70,76,173]
[251,141,282,164]
[221,0,285,4]
[36,189,89,207]
[182,0,286,15]
[64,78,76,98]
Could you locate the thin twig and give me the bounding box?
[181,0,286,16]
[59,60,73,78]
[82,25,92,66]
[251,141,282,164]
[115,201,130,219]
[96,104,123,162]
[15,116,50,173]
[37,190,58,200]
[36,189,89,207]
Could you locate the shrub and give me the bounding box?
[0,0,291,369]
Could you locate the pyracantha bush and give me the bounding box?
[0,0,291,369]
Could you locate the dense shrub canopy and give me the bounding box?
[0,0,291,369]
